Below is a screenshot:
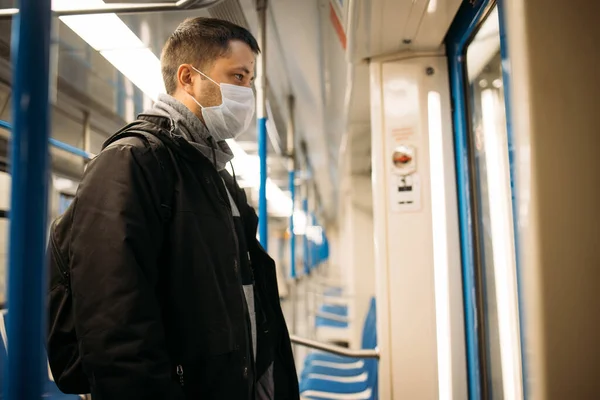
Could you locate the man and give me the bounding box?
[65,18,298,399]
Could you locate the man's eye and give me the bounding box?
[235,74,244,81]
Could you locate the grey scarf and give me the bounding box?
[146,93,233,170]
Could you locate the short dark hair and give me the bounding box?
[161,17,260,95]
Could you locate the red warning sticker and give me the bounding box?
[329,2,347,50]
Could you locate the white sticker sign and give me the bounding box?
[390,173,421,213]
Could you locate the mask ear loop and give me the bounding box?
[189,65,222,110]
[189,94,204,109]
[186,67,205,108]
[190,65,220,87]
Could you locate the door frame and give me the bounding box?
[445,1,524,399]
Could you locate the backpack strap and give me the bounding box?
[107,129,175,223]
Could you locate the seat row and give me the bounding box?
[300,297,378,400]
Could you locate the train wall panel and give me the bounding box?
[504,0,600,397]
[370,53,467,399]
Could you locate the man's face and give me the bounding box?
[191,39,256,109]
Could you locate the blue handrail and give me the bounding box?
[49,138,93,159]
[0,119,94,160]
[302,198,309,275]
[0,119,12,131]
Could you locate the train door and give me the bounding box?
[446,1,524,399]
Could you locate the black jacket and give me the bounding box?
[69,114,299,399]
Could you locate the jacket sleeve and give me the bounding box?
[69,139,180,399]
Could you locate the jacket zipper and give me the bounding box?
[212,176,242,273]
[176,364,184,387]
[247,252,255,281]
[213,176,255,362]
[208,174,255,374]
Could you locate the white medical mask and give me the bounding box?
[189,66,255,140]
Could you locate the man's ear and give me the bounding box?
[177,64,195,93]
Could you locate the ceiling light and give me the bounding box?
[54,0,165,100]
[427,0,437,13]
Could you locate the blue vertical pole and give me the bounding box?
[302,198,310,275]
[256,0,268,251]
[311,214,317,269]
[258,117,268,250]
[286,96,297,338]
[6,0,52,398]
[289,170,296,278]
[286,95,296,279]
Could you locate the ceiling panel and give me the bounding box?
[359,0,462,58]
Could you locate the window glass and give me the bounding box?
[59,192,75,215]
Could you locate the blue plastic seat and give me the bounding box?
[300,298,378,399]
[319,304,348,317]
[0,310,82,399]
[315,302,349,328]
[315,315,349,329]
[307,297,375,364]
[300,373,370,394]
[301,363,365,378]
[304,352,362,365]
[301,359,377,399]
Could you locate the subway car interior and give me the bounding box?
[0,0,598,398]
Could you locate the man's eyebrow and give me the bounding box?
[232,65,252,75]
